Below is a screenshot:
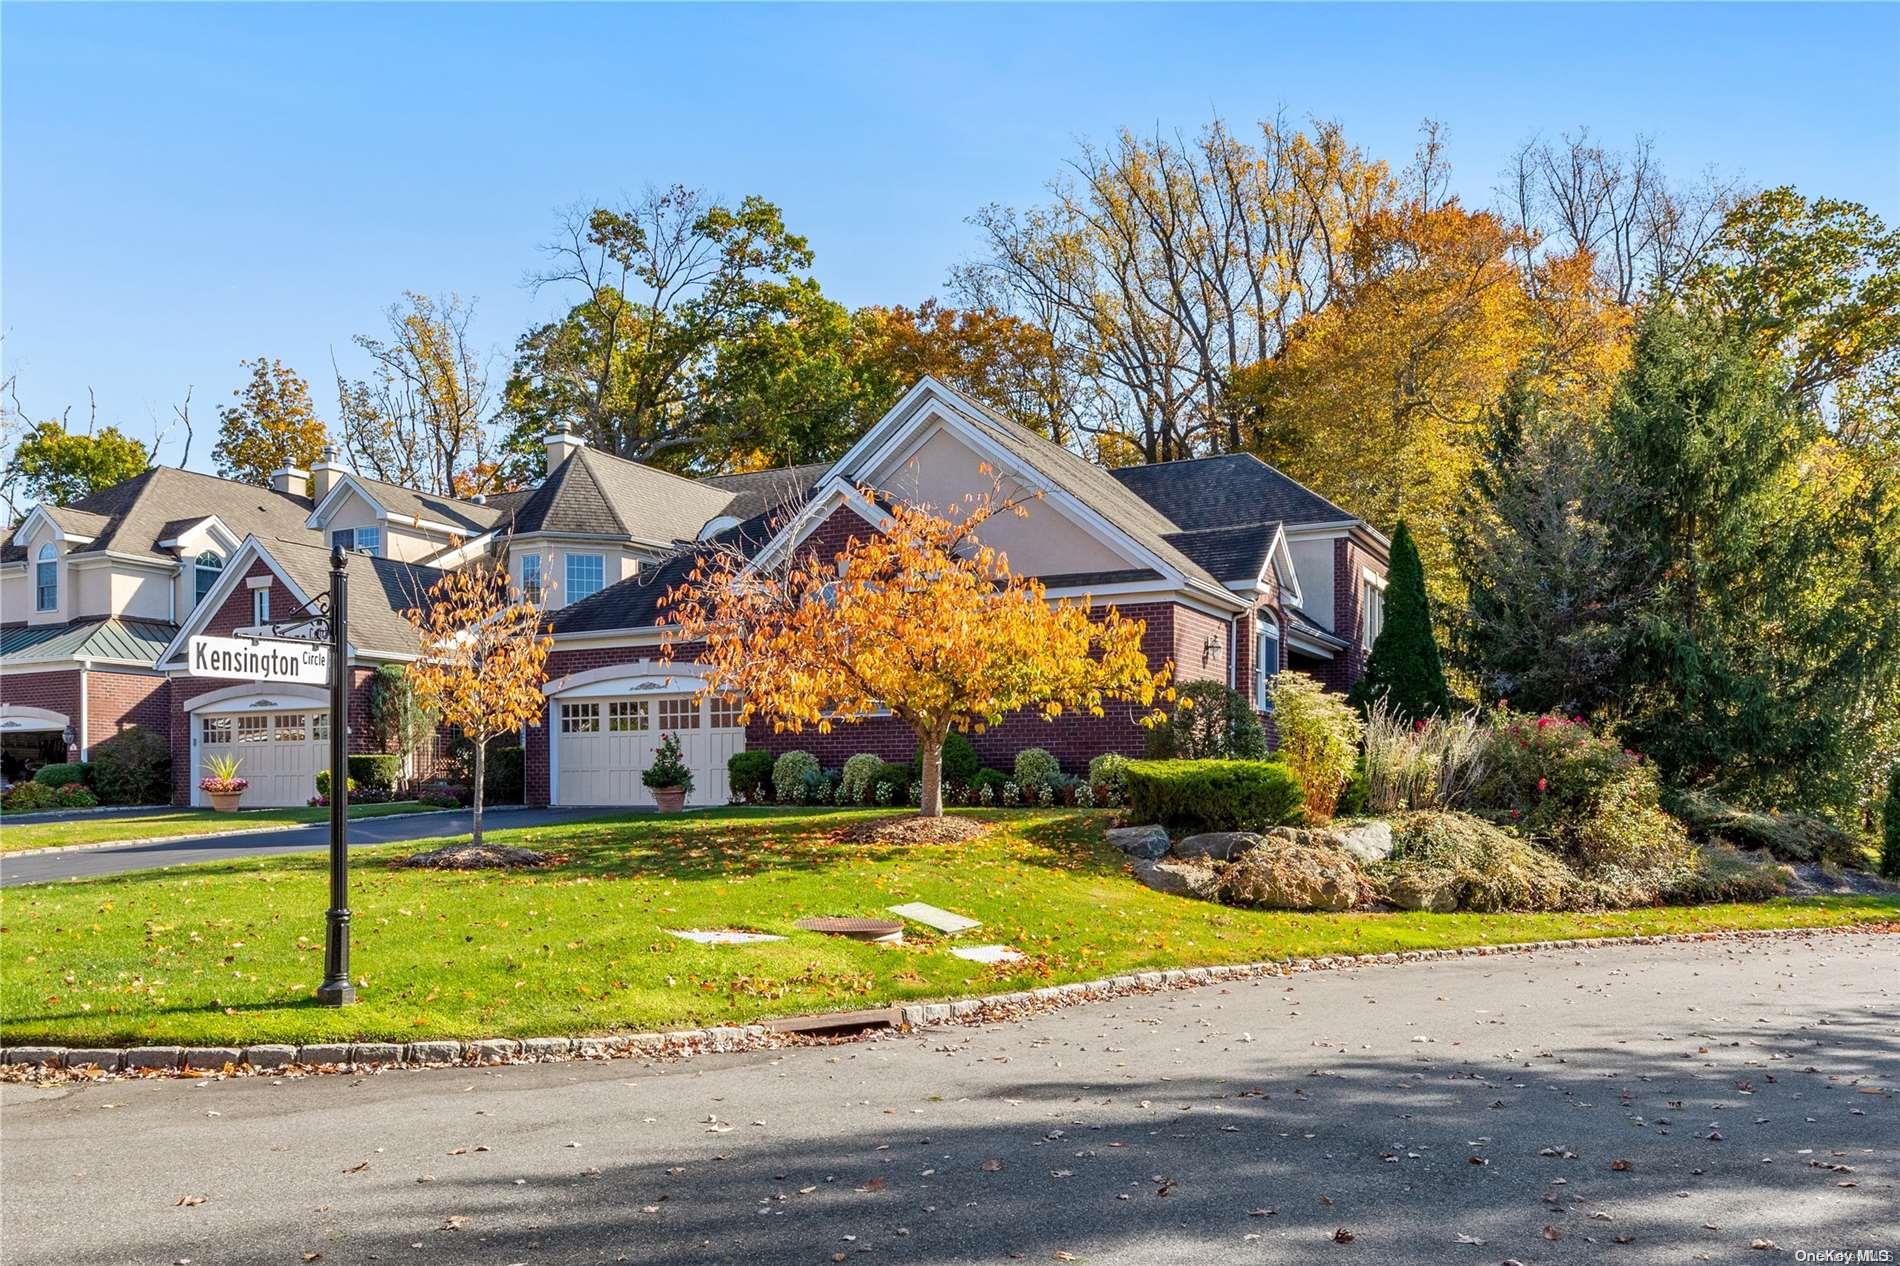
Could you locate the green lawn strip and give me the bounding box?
[1,807,1891,1048]
[0,802,432,853]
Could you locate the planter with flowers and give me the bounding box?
[642,732,694,813]
[199,754,249,812]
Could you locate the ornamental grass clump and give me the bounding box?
[1360,699,1486,814]
[1267,671,1363,823]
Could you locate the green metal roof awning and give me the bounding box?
[0,618,178,666]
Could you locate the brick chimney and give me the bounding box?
[310,446,348,500]
[544,420,587,469]
[269,465,308,496]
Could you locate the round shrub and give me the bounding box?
[87,725,171,806]
[33,761,89,789]
[1123,759,1304,834]
[772,751,820,803]
[727,750,775,803]
[1088,753,1131,799]
[841,753,885,804]
[799,768,832,805]
[315,771,359,799]
[1013,748,1061,790]
[1145,681,1267,760]
[870,761,913,805]
[55,783,99,809]
[940,732,980,787]
[970,767,1009,803]
[3,782,60,812]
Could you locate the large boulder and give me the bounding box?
[1214,838,1363,912]
[1132,857,1220,900]
[1174,831,1265,862]
[1106,824,1170,860]
[1379,869,1461,912]
[1324,819,1394,865]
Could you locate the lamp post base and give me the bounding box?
[316,979,357,1006]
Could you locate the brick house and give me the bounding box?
[3,376,1387,806]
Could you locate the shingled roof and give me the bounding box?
[1108,452,1357,530]
[349,475,503,536]
[495,447,737,546]
[2,467,316,563]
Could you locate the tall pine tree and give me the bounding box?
[1349,519,1452,719]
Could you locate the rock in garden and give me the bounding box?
[1132,857,1220,900]
[1380,869,1461,913]
[1106,824,1170,860]
[1215,839,1363,912]
[1173,831,1265,862]
[402,843,552,870]
[1325,819,1394,864]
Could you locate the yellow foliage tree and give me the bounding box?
[215,358,329,489]
[404,563,552,845]
[665,485,1174,817]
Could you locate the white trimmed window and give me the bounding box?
[34,543,57,611]
[608,700,648,732]
[193,551,224,607]
[201,716,233,743]
[658,697,700,730]
[560,702,599,733]
[331,526,380,556]
[1361,572,1387,650]
[236,715,270,744]
[1254,618,1281,710]
[252,587,271,626]
[273,713,308,742]
[312,713,330,743]
[565,553,604,602]
[520,553,542,604]
[709,696,741,727]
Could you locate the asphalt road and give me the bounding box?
[0,807,616,886]
[2,933,1894,1266]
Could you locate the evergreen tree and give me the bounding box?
[1349,519,1452,719]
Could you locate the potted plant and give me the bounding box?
[199,754,249,812]
[642,732,694,813]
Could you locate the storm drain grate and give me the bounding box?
[793,916,905,944]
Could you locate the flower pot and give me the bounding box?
[208,790,242,813]
[652,786,687,813]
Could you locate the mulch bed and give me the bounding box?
[400,843,554,870]
[838,815,990,846]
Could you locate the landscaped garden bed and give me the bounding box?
[1,807,1891,1049]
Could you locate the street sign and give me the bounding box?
[186,634,330,685]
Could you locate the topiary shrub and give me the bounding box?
[772,751,820,803]
[728,750,775,803]
[54,782,99,809]
[347,754,402,792]
[1088,752,1131,801]
[1124,759,1304,834]
[1884,764,1900,880]
[33,761,89,789]
[87,725,171,806]
[3,781,60,812]
[1013,747,1061,790]
[1146,680,1268,760]
[1370,811,1577,912]
[1267,671,1363,823]
[842,753,885,804]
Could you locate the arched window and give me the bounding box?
[194,551,224,607]
[35,543,57,612]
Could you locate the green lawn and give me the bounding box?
[1,808,1891,1048]
[0,801,435,853]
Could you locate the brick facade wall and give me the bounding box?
[84,670,170,752]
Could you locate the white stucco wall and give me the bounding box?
[1288,537,1336,628]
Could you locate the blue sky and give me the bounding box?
[5,2,1896,470]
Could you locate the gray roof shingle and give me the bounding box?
[1108,452,1358,531]
[499,447,736,546]
[3,467,318,564]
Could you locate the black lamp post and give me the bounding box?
[316,544,355,1006]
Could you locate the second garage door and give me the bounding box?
[195,709,330,808]
[553,693,743,807]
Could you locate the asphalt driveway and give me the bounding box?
[1,931,1892,1265]
[0,806,624,886]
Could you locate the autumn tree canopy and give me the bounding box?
[664,484,1174,817]
[215,358,329,489]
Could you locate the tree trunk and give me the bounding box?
[471,735,486,847]
[919,736,944,818]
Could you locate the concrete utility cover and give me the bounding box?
[793,916,905,944]
[951,944,1025,964]
[888,902,982,934]
[667,929,786,945]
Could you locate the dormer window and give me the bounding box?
[331,526,380,556]
[194,551,224,607]
[565,553,604,602]
[35,543,57,611]
[520,553,542,604]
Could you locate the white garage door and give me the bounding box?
[196,710,329,808]
[553,694,744,807]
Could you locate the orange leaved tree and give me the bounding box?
[665,486,1173,817]
[405,562,552,845]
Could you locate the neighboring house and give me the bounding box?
[0,377,1387,807]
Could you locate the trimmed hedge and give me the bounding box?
[728,751,774,802]
[347,754,402,791]
[87,726,170,806]
[1124,759,1305,834]
[33,762,89,789]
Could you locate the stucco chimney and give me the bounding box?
[544,419,587,469]
[269,465,308,496]
[310,446,348,500]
